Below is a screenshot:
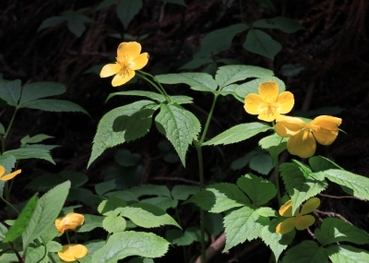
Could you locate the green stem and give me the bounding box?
[200,94,219,144]
[1,189,19,216]
[274,157,281,206]
[137,71,171,102]
[3,108,18,151]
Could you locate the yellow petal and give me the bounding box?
[300,197,320,215]
[111,70,135,87]
[277,91,294,114]
[275,116,306,137]
[0,166,5,176]
[117,41,141,59]
[295,215,315,230]
[244,93,264,115]
[0,169,21,181]
[278,200,293,217]
[258,81,279,102]
[55,213,85,234]
[311,116,342,145]
[287,129,316,158]
[58,244,88,262]
[276,218,296,234]
[100,63,121,78]
[131,52,149,70]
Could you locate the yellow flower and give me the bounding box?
[276,197,320,234]
[0,165,21,181]
[244,81,294,122]
[55,213,85,234]
[100,41,149,87]
[275,115,342,158]
[58,244,88,262]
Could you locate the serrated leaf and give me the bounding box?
[155,103,201,166]
[26,246,49,263]
[260,218,294,261]
[19,82,66,105]
[282,241,328,263]
[237,174,276,206]
[322,169,369,201]
[187,183,250,213]
[244,29,282,60]
[315,218,369,246]
[88,100,157,167]
[19,99,89,115]
[119,203,180,228]
[78,214,104,232]
[91,231,169,263]
[98,197,127,215]
[203,122,271,146]
[252,17,304,33]
[223,206,268,251]
[165,227,201,246]
[259,133,288,159]
[171,185,201,200]
[234,76,286,99]
[215,65,273,88]
[249,152,274,175]
[20,134,54,145]
[141,196,177,211]
[46,240,63,252]
[327,244,369,263]
[102,214,126,233]
[3,195,38,242]
[22,181,71,250]
[280,162,328,213]
[3,147,55,164]
[155,73,218,93]
[309,156,342,172]
[128,184,171,198]
[117,0,143,29]
[107,90,166,103]
[0,79,21,106]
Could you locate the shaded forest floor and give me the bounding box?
[1,0,369,262]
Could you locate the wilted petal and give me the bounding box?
[258,81,279,102]
[131,52,149,70]
[311,116,342,145]
[276,218,296,234]
[55,213,85,234]
[0,169,21,181]
[58,244,88,262]
[117,41,141,59]
[111,70,135,87]
[277,91,294,114]
[278,200,293,217]
[295,215,315,230]
[300,197,320,215]
[100,63,121,78]
[244,93,264,115]
[275,116,306,137]
[287,129,316,158]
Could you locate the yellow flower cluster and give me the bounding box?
[55,213,87,262]
[244,81,342,158]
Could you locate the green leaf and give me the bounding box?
[0,79,21,106]
[315,218,369,246]
[128,184,171,198]
[234,76,286,99]
[26,246,48,263]
[244,29,282,60]
[252,17,305,33]
[37,16,65,32]
[203,122,271,146]
[119,203,180,228]
[186,183,250,213]
[98,196,127,215]
[22,181,71,250]
[20,134,54,145]
[327,244,369,263]
[197,23,249,57]
[322,169,369,201]
[19,82,66,105]
[91,231,169,263]
[155,73,218,93]
[102,214,127,233]
[107,90,166,103]
[79,240,106,263]
[249,151,273,175]
[165,227,201,246]
[117,0,143,29]
[155,103,201,166]
[259,133,288,159]
[237,174,276,206]
[78,214,104,232]
[114,149,141,167]
[3,195,38,243]
[46,240,63,252]
[141,196,177,211]
[59,170,88,187]
[280,162,328,213]
[63,9,94,37]
[215,64,273,88]
[88,100,157,167]
[3,147,56,164]
[223,206,269,251]
[19,99,89,115]
[171,185,201,201]
[309,156,342,172]
[282,241,328,263]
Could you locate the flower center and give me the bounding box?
[263,101,278,117]
[116,56,133,77]
[306,123,320,134]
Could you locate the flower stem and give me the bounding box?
[137,71,171,102]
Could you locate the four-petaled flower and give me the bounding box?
[275,115,342,158]
[58,244,88,262]
[244,81,294,122]
[55,212,85,234]
[100,41,149,87]
[276,197,320,234]
[0,165,21,181]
